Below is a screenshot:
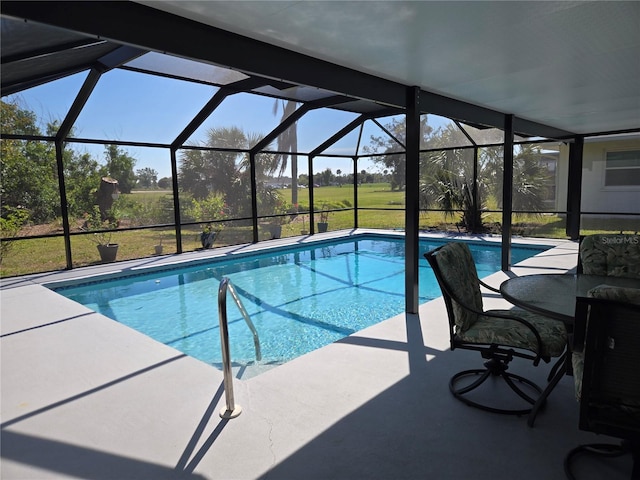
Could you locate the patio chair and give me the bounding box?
[424,242,567,417]
[578,234,640,278]
[565,289,640,480]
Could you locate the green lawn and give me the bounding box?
[1,183,636,277]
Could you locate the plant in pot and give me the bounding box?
[83,206,118,263]
[317,204,330,233]
[266,200,297,239]
[200,223,218,249]
[154,233,164,255]
[291,203,307,235]
[266,221,283,240]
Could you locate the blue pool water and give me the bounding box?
[53,235,548,372]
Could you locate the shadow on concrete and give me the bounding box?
[175,382,229,475]
[1,430,207,480]
[254,313,627,480]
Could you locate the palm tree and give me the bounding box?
[491,144,549,213]
[242,131,279,181]
[272,99,299,204]
[419,148,485,232]
[178,126,246,200]
[418,124,548,232]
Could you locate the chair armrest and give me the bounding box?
[482,310,547,365]
[452,296,547,365]
[478,278,501,293]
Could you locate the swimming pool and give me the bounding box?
[53,235,548,376]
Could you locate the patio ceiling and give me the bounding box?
[2,1,638,140]
[136,0,640,136]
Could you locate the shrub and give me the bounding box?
[0,207,29,263]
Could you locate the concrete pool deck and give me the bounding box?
[1,231,631,479]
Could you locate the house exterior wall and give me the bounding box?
[580,138,640,214]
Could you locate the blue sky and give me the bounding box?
[9,68,416,180]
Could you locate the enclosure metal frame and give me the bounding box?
[3,0,635,312]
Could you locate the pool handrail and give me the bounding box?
[217,277,262,418]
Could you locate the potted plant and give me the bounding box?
[200,223,217,249]
[317,204,330,233]
[83,205,118,263]
[264,198,296,239]
[267,222,283,239]
[154,234,164,255]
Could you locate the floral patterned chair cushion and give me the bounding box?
[572,284,640,401]
[579,234,640,278]
[433,242,566,357]
[459,308,567,357]
[431,242,483,333]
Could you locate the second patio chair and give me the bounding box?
[425,242,567,417]
[565,288,640,479]
[578,233,640,278]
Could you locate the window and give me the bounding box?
[605,150,640,186]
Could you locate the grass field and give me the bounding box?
[1,183,637,277]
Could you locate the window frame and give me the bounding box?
[603,148,640,189]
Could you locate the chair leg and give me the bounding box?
[564,442,633,480]
[454,369,492,395]
[450,359,543,416]
[528,354,569,427]
[547,350,567,382]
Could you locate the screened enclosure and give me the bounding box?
[1,7,638,278]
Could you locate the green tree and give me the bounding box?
[179,126,288,221]
[183,193,226,223]
[62,146,102,217]
[419,148,484,232]
[364,116,433,191]
[298,173,309,187]
[157,177,171,189]
[319,168,333,186]
[243,131,279,180]
[491,144,549,212]
[0,100,59,223]
[179,126,246,200]
[418,123,549,232]
[0,207,29,262]
[103,144,137,193]
[136,167,158,189]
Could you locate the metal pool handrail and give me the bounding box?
[217,277,262,418]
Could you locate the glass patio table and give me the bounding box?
[500,273,640,324]
[500,272,640,427]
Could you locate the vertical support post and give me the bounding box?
[55,69,102,270]
[405,86,420,313]
[55,140,73,270]
[501,114,514,271]
[170,147,183,253]
[566,136,584,241]
[353,156,359,228]
[472,146,479,233]
[308,155,315,234]
[249,151,259,243]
